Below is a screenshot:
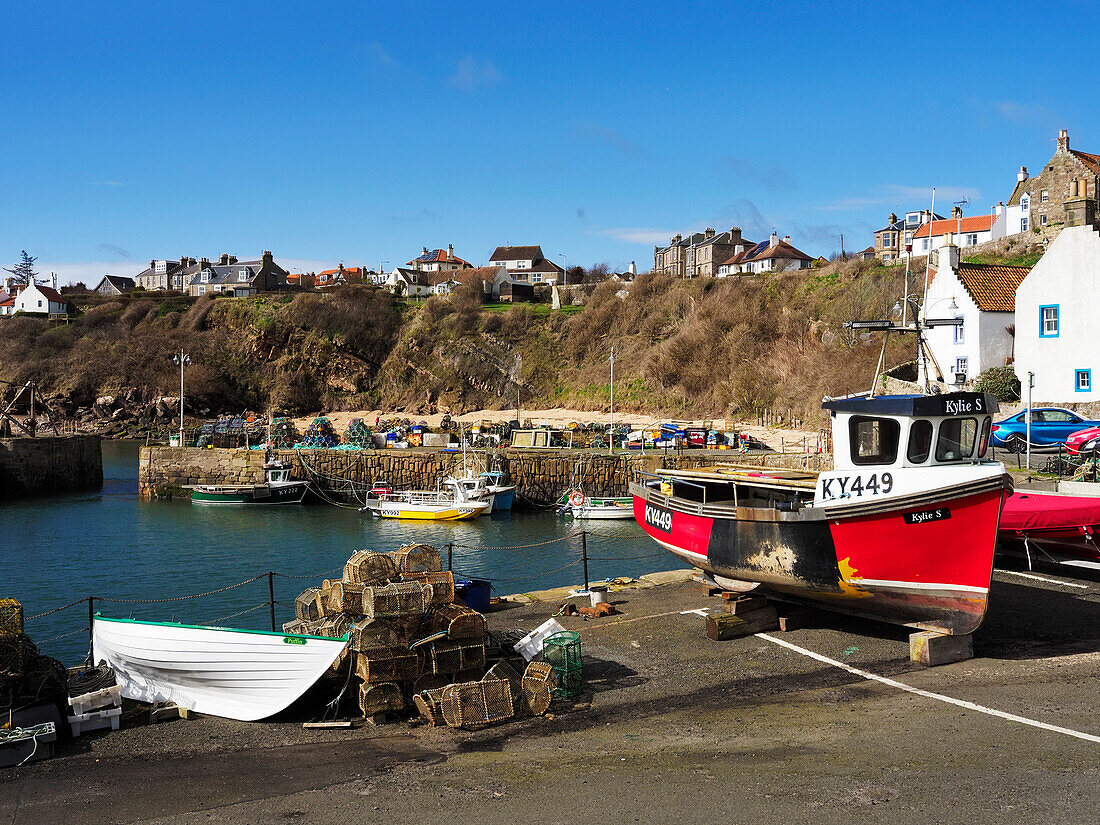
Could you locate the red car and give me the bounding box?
[1065,426,1100,455]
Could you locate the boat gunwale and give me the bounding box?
[94,613,351,644]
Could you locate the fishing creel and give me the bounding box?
[294,588,324,622]
[425,640,486,676]
[358,682,405,716]
[412,686,448,726]
[343,550,398,586]
[402,571,455,605]
[390,544,442,575]
[422,604,487,641]
[0,599,24,636]
[440,678,515,728]
[361,582,433,619]
[349,617,403,651]
[354,645,421,684]
[323,581,366,616]
[520,661,555,716]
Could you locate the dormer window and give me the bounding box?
[201,269,211,283]
[238,269,248,282]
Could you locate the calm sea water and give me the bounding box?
[3,441,684,664]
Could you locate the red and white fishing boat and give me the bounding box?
[631,392,1013,635]
[998,491,1100,571]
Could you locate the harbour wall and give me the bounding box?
[138,446,831,503]
[0,436,103,497]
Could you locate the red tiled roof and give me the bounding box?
[1071,149,1100,177]
[408,249,471,267]
[912,215,994,238]
[953,262,1031,313]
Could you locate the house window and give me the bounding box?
[238,270,248,282]
[201,269,211,283]
[922,239,929,251]
[198,286,206,295]
[1076,369,1091,392]
[964,233,978,246]
[1040,305,1059,337]
[532,273,543,283]
[882,232,892,246]
[904,231,913,244]
[1021,196,1030,211]
[955,357,968,377]
[1040,215,1047,226]
[1041,189,1048,203]
[1021,217,1029,232]
[953,316,964,344]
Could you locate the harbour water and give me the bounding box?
[4,441,685,664]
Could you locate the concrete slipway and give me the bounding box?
[2,568,1099,825]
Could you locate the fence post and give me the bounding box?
[88,596,96,662]
[268,572,276,632]
[581,531,590,592]
[447,543,453,572]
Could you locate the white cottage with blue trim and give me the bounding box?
[1014,224,1100,400]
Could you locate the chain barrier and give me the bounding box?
[454,557,585,584]
[96,574,268,604]
[25,598,91,622]
[201,602,271,626]
[451,531,584,552]
[36,626,91,645]
[273,567,343,581]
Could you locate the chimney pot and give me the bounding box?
[1058,129,1069,152]
[1018,165,1029,183]
[769,232,780,248]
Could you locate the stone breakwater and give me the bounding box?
[138,446,830,502]
[0,436,103,497]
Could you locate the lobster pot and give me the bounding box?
[484,659,522,683]
[484,660,525,714]
[0,634,38,678]
[427,640,486,676]
[316,614,352,640]
[329,645,352,675]
[355,646,421,684]
[390,544,442,575]
[440,679,515,728]
[0,599,24,636]
[294,588,324,622]
[403,571,455,605]
[521,661,555,716]
[423,604,487,641]
[324,581,366,616]
[362,582,433,619]
[349,618,402,651]
[343,550,397,586]
[412,687,448,726]
[412,672,454,695]
[13,654,68,708]
[283,617,325,636]
[358,682,405,716]
[543,631,582,699]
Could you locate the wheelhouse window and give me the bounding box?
[935,417,978,462]
[907,420,933,463]
[849,416,901,466]
[978,417,992,458]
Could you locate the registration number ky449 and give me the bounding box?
[819,472,894,500]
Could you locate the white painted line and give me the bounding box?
[679,608,711,616]
[758,633,1100,745]
[995,569,1089,589]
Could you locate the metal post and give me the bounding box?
[1026,371,1035,472]
[447,543,453,572]
[87,596,95,662]
[268,572,276,632]
[581,531,589,593]
[609,348,615,455]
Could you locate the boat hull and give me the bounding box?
[360,500,490,520]
[997,491,1100,564]
[191,482,308,505]
[631,480,1007,635]
[571,502,636,520]
[92,616,349,721]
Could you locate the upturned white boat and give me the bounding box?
[92,615,350,721]
[359,478,491,520]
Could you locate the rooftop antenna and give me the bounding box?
[954,196,970,235]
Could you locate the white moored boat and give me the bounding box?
[564,490,636,520]
[359,478,491,520]
[92,615,350,721]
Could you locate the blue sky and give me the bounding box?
[3,1,1098,284]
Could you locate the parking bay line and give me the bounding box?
[995,568,1089,589]
[757,633,1100,745]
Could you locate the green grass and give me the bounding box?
[481,302,583,314]
[963,252,1043,267]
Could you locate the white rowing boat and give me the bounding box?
[92,615,349,721]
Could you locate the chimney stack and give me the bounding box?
[219,253,230,266]
[705,227,715,239]
[952,205,962,220]
[261,250,273,266]
[730,227,742,244]
[888,212,898,225]
[1018,166,1029,183]
[769,232,780,248]
[1057,129,1069,152]
[447,244,454,261]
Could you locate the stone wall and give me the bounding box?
[139,446,832,502]
[0,436,103,497]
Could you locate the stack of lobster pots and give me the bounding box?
[282,544,555,728]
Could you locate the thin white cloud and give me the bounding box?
[366,41,396,67]
[576,122,643,156]
[992,100,1052,125]
[593,228,678,245]
[449,55,501,92]
[817,184,981,212]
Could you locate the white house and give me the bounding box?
[921,238,1031,385]
[407,246,472,273]
[14,284,68,315]
[1014,224,1100,401]
[717,232,813,275]
[911,209,995,256]
[488,245,565,284]
[384,267,433,298]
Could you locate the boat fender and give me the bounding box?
[568,490,586,507]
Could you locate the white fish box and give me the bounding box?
[513,618,567,661]
[69,684,122,715]
[0,722,57,767]
[68,706,121,737]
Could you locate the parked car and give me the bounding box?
[1065,426,1100,455]
[990,408,1100,453]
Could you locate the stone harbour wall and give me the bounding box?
[138,446,831,503]
[0,436,103,497]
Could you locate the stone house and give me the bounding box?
[92,275,135,295]
[718,233,813,275]
[653,232,706,277]
[186,251,289,297]
[689,228,752,277]
[1014,222,1100,401]
[408,246,472,273]
[873,211,944,263]
[134,258,193,291]
[921,237,1031,386]
[1005,129,1100,234]
[488,246,565,284]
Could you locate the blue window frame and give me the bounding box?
[1040,305,1059,337]
[1076,369,1091,393]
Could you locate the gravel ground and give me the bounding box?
[3,567,1099,825]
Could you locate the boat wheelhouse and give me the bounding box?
[631,392,1012,635]
[190,460,309,505]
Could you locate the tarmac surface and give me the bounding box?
[3,565,1099,825]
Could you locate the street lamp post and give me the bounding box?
[173,349,191,446]
[558,253,567,285]
[609,348,615,455]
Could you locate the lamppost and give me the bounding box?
[609,347,615,455]
[558,253,567,285]
[173,349,191,446]
[378,260,390,286]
